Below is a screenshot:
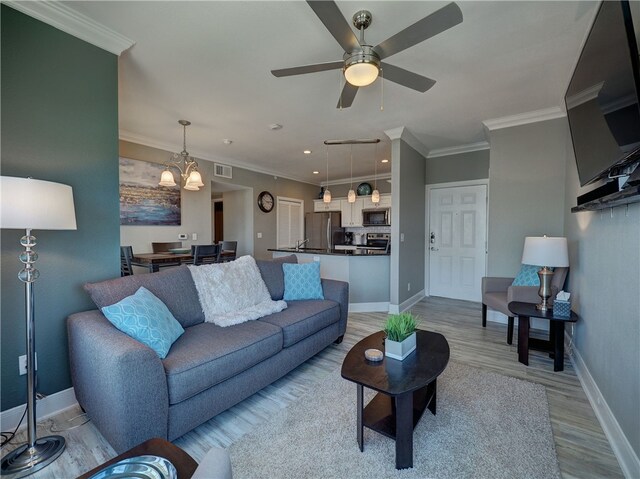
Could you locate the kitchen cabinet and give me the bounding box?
[313,199,341,212]
[341,198,364,227]
[362,193,391,209]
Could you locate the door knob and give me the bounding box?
[430,247,439,251]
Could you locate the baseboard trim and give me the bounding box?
[568,335,640,479]
[389,290,425,314]
[0,388,78,432]
[349,302,390,313]
[486,309,550,331]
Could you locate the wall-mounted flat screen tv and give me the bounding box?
[565,0,640,187]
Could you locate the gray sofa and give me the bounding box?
[67,255,349,453]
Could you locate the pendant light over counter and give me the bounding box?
[323,138,381,204]
[371,142,380,204]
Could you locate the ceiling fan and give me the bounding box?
[271,1,463,108]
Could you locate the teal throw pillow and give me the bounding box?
[512,264,554,286]
[101,286,184,359]
[283,262,324,301]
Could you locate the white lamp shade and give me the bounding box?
[1,176,77,230]
[371,189,380,204]
[521,236,569,267]
[323,188,332,203]
[186,170,204,187]
[183,179,200,191]
[159,169,177,187]
[347,189,356,203]
[344,63,379,87]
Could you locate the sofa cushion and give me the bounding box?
[163,320,283,405]
[101,287,184,359]
[259,300,339,347]
[256,255,297,300]
[283,262,324,301]
[85,266,204,328]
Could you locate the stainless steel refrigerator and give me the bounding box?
[305,212,344,250]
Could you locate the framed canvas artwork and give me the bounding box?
[119,157,181,225]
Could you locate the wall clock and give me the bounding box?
[257,191,275,213]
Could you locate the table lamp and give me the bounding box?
[1,176,77,477]
[521,236,569,312]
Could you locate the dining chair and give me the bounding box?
[219,241,237,262]
[120,246,134,277]
[192,244,221,265]
[152,241,182,253]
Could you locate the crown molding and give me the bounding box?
[383,126,430,159]
[482,106,566,131]
[3,1,135,56]
[119,130,320,187]
[427,141,490,158]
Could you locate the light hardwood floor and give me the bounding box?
[2,297,624,478]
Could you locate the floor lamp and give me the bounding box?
[0,176,77,478]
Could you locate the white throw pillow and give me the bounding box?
[188,255,287,327]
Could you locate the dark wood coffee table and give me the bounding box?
[341,330,450,469]
[77,438,198,479]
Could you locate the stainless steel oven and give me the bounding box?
[362,208,390,226]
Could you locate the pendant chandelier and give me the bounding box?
[371,142,380,204]
[323,145,332,203]
[159,120,204,191]
[347,145,356,203]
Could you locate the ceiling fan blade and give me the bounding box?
[373,2,463,60]
[307,1,360,53]
[336,82,359,109]
[381,63,436,92]
[271,61,343,78]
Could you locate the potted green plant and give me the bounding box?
[383,312,418,360]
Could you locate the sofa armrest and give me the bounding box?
[482,277,514,295]
[67,310,169,453]
[321,278,349,336]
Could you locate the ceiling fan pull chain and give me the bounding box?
[380,67,384,111]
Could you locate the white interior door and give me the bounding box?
[428,184,487,301]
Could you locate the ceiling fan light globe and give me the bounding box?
[347,189,356,203]
[159,170,177,187]
[344,62,379,87]
[323,189,332,203]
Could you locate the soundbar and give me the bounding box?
[577,181,619,205]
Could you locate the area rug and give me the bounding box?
[229,362,561,479]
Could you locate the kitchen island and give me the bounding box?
[269,248,390,312]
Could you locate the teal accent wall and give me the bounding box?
[1,6,120,410]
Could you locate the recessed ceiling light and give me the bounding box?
[303,150,312,155]
[313,171,319,174]
[381,158,389,163]
[269,123,283,130]
[223,139,233,145]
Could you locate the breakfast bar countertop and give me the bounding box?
[267,247,389,256]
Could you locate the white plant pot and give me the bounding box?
[384,331,417,360]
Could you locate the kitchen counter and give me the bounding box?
[268,247,389,256]
[270,249,390,313]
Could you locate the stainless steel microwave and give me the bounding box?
[362,208,390,226]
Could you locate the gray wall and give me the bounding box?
[391,139,426,307]
[487,118,568,276]
[120,140,319,261]
[223,189,253,256]
[1,6,120,410]
[563,125,640,458]
[426,149,490,184]
[328,180,392,198]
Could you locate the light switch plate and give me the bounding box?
[192,233,198,240]
[257,232,262,239]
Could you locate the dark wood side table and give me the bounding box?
[508,301,579,372]
[77,438,198,479]
[341,330,450,469]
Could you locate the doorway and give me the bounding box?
[212,199,223,243]
[427,183,487,302]
[210,181,254,256]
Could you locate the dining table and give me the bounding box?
[132,249,235,272]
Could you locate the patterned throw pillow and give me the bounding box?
[512,264,554,286]
[282,262,324,301]
[101,286,184,359]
